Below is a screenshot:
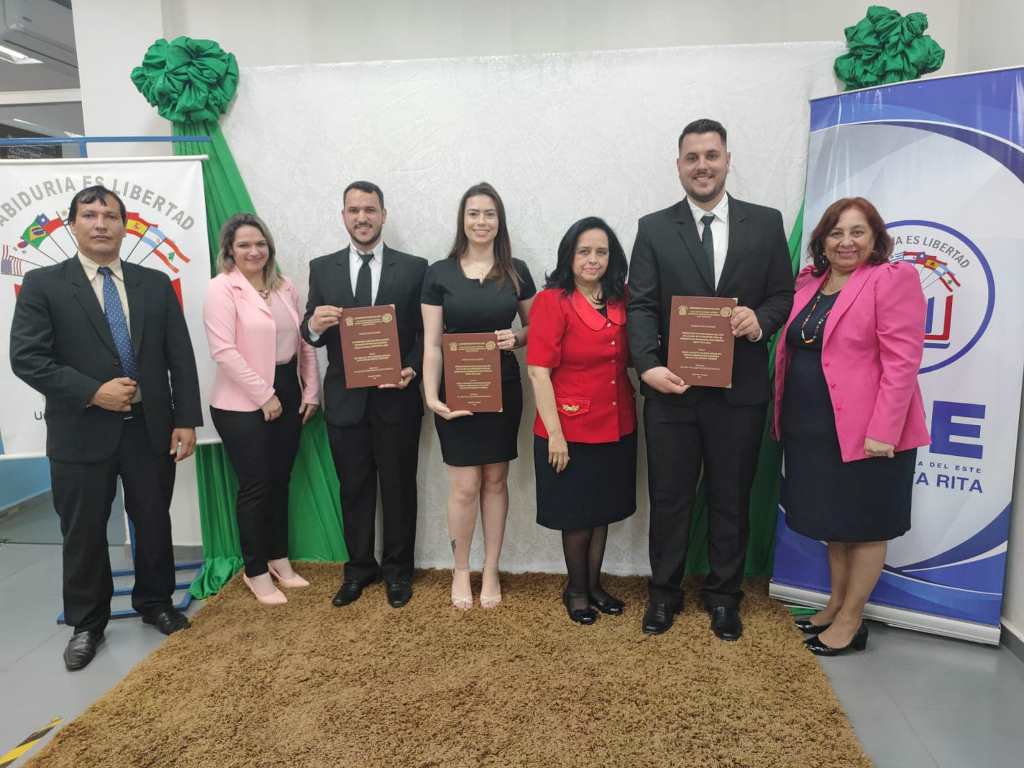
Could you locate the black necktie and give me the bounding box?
[355,251,373,306]
[700,214,716,287]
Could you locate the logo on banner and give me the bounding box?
[0,175,199,306]
[887,220,995,374]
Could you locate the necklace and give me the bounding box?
[578,287,604,307]
[461,254,494,282]
[799,292,832,344]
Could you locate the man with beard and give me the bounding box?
[627,119,794,640]
[303,181,427,608]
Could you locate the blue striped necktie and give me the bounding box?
[97,266,139,379]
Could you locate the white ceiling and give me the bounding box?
[0,0,78,90]
[0,0,79,135]
[0,58,78,90]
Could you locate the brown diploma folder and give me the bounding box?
[340,304,402,388]
[442,332,503,413]
[666,296,737,388]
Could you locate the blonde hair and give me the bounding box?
[216,213,283,291]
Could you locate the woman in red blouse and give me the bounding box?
[527,217,637,625]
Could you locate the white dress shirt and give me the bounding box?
[79,253,131,331]
[307,242,383,343]
[686,195,762,342]
[687,194,729,290]
[350,242,382,304]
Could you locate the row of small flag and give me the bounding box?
[892,250,960,293]
[10,211,190,274]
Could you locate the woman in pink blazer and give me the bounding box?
[773,197,929,656]
[204,214,320,605]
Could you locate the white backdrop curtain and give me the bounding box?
[221,42,843,573]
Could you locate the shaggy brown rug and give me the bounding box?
[28,567,870,768]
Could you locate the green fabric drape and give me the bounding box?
[834,5,945,90]
[130,37,239,123]
[683,203,804,576]
[132,37,346,599]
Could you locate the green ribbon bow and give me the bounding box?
[130,36,239,123]
[834,5,945,90]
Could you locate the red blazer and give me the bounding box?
[527,288,636,443]
[773,262,930,462]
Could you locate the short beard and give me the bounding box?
[685,180,726,205]
[349,230,380,248]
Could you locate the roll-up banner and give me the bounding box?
[770,67,1024,645]
[0,157,215,458]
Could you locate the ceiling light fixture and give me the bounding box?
[0,42,42,64]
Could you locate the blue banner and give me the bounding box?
[772,68,1024,638]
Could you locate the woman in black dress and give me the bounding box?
[421,182,536,610]
[773,197,930,655]
[527,217,637,625]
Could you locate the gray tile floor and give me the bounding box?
[2,495,1024,767]
[0,495,202,765]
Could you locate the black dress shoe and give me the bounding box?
[806,623,869,656]
[589,588,625,615]
[386,580,413,608]
[332,578,377,607]
[64,630,104,671]
[562,591,598,625]
[142,608,191,635]
[708,605,743,641]
[642,599,681,635]
[794,617,831,635]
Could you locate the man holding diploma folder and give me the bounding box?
[302,181,428,609]
[627,119,793,640]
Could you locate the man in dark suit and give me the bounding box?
[628,119,794,640]
[10,185,202,670]
[302,180,427,609]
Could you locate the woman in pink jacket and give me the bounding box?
[774,197,929,656]
[204,214,320,605]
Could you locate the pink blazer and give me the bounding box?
[773,261,929,463]
[204,269,320,411]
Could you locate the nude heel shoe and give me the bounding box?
[451,568,473,610]
[268,562,310,588]
[480,566,502,609]
[242,573,288,605]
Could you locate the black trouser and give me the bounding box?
[50,410,177,634]
[327,407,420,585]
[210,359,302,578]
[644,391,766,608]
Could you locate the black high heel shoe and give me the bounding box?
[589,588,625,615]
[562,590,598,625]
[805,623,869,656]
[794,617,831,635]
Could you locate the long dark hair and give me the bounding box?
[447,182,519,292]
[545,217,627,302]
[807,197,893,276]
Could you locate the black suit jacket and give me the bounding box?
[627,195,794,406]
[9,257,203,462]
[302,245,427,427]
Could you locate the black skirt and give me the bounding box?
[781,295,915,542]
[435,377,523,466]
[535,431,637,530]
[782,437,916,542]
